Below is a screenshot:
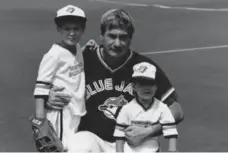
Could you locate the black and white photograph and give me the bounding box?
[0,0,227,152]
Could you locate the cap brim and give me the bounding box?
[54,15,87,24]
[130,76,156,84]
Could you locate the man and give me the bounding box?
[47,9,183,152]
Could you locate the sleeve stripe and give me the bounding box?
[151,121,159,125]
[115,126,125,131]
[36,81,51,86]
[164,135,178,139]
[161,122,176,126]
[114,136,126,140]
[34,95,49,99]
[161,87,175,102]
[116,123,128,128]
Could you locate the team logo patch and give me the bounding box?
[98,95,128,120]
[136,65,148,73]
[66,7,75,13]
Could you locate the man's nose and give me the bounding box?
[114,38,121,47]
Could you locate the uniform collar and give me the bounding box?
[55,43,79,55]
[96,46,133,73]
[135,97,155,111]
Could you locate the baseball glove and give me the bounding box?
[30,116,64,152]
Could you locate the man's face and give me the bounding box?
[101,28,131,58]
[57,22,84,46]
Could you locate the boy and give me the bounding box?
[32,4,86,151]
[114,62,178,152]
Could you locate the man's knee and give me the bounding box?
[68,131,100,152]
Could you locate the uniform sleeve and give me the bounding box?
[34,52,59,97]
[160,104,178,139]
[113,106,130,140]
[155,65,178,105]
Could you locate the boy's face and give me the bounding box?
[57,22,84,46]
[133,80,157,101]
[100,28,131,58]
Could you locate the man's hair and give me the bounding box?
[100,9,135,38]
[55,16,86,29]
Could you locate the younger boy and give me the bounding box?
[114,62,178,152]
[32,4,86,151]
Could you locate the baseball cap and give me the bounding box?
[131,62,157,82]
[54,5,86,26]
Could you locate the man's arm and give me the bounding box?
[163,91,184,124]
[168,101,184,124]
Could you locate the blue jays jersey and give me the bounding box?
[79,46,177,142]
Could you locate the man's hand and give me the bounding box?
[125,123,162,146]
[125,125,151,146]
[168,101,184,124]
[46,86,72,110]
[81,39,98,52]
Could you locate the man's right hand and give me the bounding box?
[81,39,98,52]
[46,86,72,110]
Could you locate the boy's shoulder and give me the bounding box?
[122,99,140,110]
[153,98,170,111]
[118,99,139,116]
[46,43,72,57]
[44,44,62,57]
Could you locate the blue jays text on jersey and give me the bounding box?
[85,78,133,100]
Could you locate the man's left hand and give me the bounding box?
[125,125,149,146]
[125,123,162,146]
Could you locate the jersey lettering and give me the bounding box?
[93,80,105,92]
[86,84,97,96]
[115,81,125,91]
[104,78,113,90]
[85,78,133,100]
[123,83,133,95]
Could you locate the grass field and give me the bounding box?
[1,0,228,151]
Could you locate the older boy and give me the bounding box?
[31,4,86,151]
